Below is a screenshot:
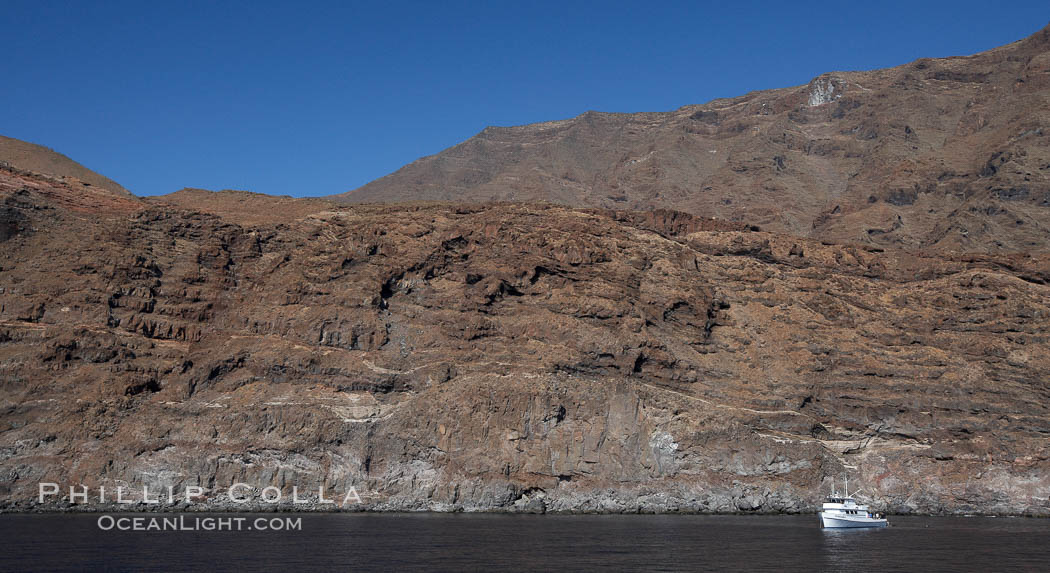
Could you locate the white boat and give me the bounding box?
[819,476,888,528]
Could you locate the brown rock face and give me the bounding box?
[2,164,1048,514]
[338,24,1050,254]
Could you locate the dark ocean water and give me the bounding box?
[1,513,1048,572]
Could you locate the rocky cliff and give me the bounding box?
[338,24,1050,255]
[2,161,1048,514]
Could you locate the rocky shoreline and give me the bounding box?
[5,502,1049,517]
[3,161,1049,523]
[5,455,1048,517]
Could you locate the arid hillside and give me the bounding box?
[0,135,133,198]
[2,24,1050,515]
[2,164,1048,514]
[338,24,1050,255]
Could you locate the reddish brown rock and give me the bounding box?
[1,164,1047,514]
[337,24,1050,255]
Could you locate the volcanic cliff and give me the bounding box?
[2,26,1050,515]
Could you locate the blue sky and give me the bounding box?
[3,1,1048,197]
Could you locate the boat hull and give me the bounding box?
[820,512,888,528]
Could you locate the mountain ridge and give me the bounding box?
[2,25,1049,516]
[336,23,1050,254]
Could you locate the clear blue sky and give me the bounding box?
[3,1,1047,197]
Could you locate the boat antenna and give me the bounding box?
[844,474,848,497]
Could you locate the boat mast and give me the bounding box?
[844,475,848,498]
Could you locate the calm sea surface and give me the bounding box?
[1,513,1048,572]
